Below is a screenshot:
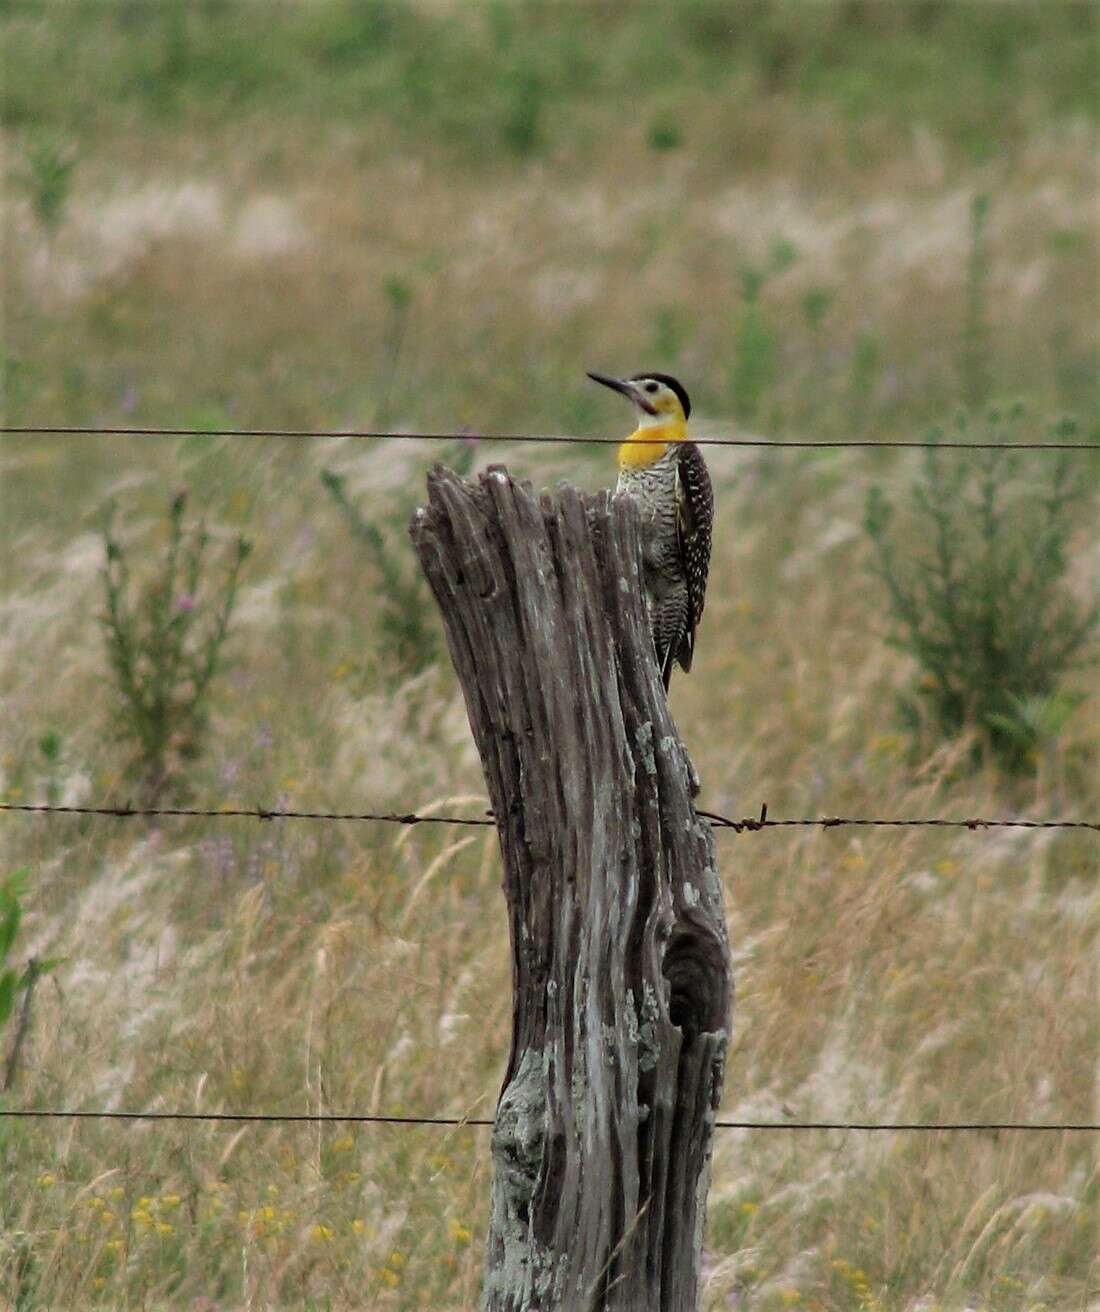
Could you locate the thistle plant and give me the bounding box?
[99,490,251,802]
[864,407,1097,773]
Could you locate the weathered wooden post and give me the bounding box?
[411,466,732,1312]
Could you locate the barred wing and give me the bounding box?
[674,441,713,672]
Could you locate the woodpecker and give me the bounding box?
[587,370,713,689]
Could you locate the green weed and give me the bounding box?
[961,192,993,410]
[17,131,76,235]
[646,117,682,152]
[864,409,1098,773]
[1,869,59,1093]
[320,437,475,677]
[99,490,251,802]
[377,275,414,429]
[848,331,881,435]
[36,731,62,807]
[731,264,776,424]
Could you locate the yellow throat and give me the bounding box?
[617,416,688,470]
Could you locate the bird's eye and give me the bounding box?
[644,382,658,394]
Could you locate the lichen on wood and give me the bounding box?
[411,465,732,1312]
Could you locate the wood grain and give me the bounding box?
[411,465,732,1312]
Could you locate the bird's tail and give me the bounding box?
[660,642,676,691]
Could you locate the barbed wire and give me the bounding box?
[2,800,1098,833]
[3,424,1096,451]
[1,1108,1096,1133]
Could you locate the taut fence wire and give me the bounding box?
[5,422,1098,1143]
[2,800,1098,833]
[3,424,1098,451]
[1,1109,1097,1133]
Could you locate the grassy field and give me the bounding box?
[2,2,1099,1308]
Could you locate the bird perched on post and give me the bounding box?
[587,370,713,690]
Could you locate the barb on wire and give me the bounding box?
[0,1108,1096,1133]
[2,800,1098,833]
[3,424,1096,452]
[0,801,495,825]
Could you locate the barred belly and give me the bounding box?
[616,453,689,670]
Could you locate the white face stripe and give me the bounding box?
[630,378,683,425]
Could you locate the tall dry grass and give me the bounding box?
[1,7,1098,1307]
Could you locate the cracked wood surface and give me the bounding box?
[411,466,732,1312]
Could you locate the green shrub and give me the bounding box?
[19,131,76,235]
[646,117,682,151]
[37,731,62,807]
[801,286,835,331]
[651,305,684,362]
[864,408,1098,773]
[731,264,776,423]
[321,439,476,678]
[376,275,414,428]
[99,490,251,802]
[848,331,881,434]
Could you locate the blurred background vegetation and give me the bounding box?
[1,2,1098,1309]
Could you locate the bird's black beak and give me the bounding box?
[586,370,657,415]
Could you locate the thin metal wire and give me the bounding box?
[0,1108,1095,1132]
[2,800,1097,833]
[0,801,492,825]
[3,424,1096,451]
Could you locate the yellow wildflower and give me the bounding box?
[311,1224,334,1243]
[352,1218,366,1236]
[448,1218,472,1244]
[37,1172,57,1187]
